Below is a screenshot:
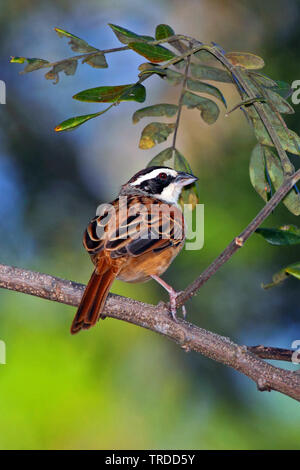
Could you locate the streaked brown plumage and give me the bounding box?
[71,166,197,334]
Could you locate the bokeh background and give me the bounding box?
[0,0,299,450]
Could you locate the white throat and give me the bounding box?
[155,182,182,204]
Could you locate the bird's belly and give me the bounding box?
[117,244,183,283]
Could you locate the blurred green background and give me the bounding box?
[0,0,299,450]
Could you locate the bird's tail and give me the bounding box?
[70,263,117,334]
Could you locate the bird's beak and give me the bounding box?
[175,172,198,187]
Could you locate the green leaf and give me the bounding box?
[250,72,277,88]
[54,108,111,132]
[138,64,183,85]
[187,78,227,106]
[262,262,300,289]
[245,104,300,155]
[265,147,300,215]
[190,63,233,83]
[256,225,300,245]
[132,104,178,124]
[138,62,165,76]
[10,56,26,63]
[174,150,200,208]
[146,147,173,167]
[139,122,175,149]
[73,83,146,103]
[225,52,265,70]
[108,23,153,44]
[129,42,175,63]
[165,69,185,85]
[54,28,98,53]
[249,144,271,202]
[264,88,294,114]
[270,80,292,99]
[45,60,77,84]
[193,49,219,65]
[82,53,108,69]
[182,91,220,124]
[10,56,49,73]
[155,24,175,40]
[286,263,300,280]
[249,73,292,98]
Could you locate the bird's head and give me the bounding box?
[123,166,198,204]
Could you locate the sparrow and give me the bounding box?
[71,166,198,334]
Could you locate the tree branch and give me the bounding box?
[176,168,300,307]
[0,263,299,401]
[247,346,294,362]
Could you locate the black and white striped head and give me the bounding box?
[125,166,198,204]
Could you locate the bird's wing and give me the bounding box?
[83,195,185,259]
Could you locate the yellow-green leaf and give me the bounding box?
[246,104,300,156]
[174,150,200,209]
[182,91,220,124]
[187,78,226,106]
[264,88,294,114]
[45,60,77,84]
[138,64,183,85]
[82,53,108,69]
[108,23,153,44]
[139,122,175,149]
[249,144,270,202]
[73,83,146,103]
[155,24,175,40]
[225,52,265,70]
[10,56,49,73]
[132,104,178,124]
[286,263,300,280]
[190,63,233,83]
[54,27,98,53]
[146,147,173,167]
[55,108,111,132]
[262,262,300,289]
[265,147,300,215]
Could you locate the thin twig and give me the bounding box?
[247,346,294,362]
[19,45,129,72]
[176,168,300,306]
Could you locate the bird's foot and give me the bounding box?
[168,289,186,321]
[151,275,186,321]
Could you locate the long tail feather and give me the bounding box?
[71,266,116,334]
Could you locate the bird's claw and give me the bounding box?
[168,290,186,321]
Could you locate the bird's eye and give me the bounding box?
[159,172,167,180]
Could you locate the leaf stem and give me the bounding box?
[21,46,129,72]
[171,53,191,163]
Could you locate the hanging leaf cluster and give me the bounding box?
[10,22,300,219]
[10,27,108,85]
